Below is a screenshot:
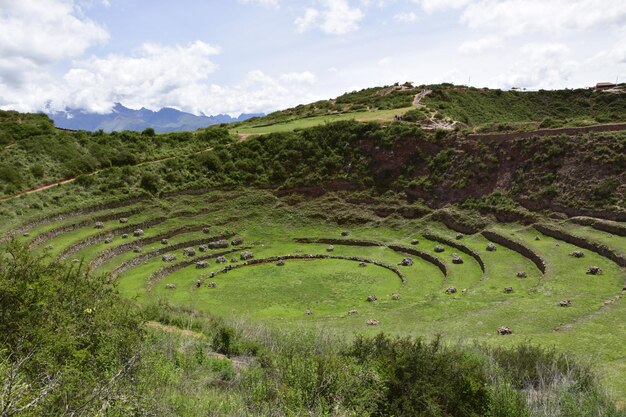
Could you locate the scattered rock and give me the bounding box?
[503,287,514,293]
[455,233,464,240]
[276,259,285,266]
[94,222,105,229]
[133,229,144,237]
[132,246,142,253]
[327,245,335,252]
[366,319,379,326]
[305,309,313,315]
[516,271,527,278]
[586,266,602,275]
[162,254,177,262]
[240,251,254,261]
[534,236,540,241]
[208,282,217,288]
[166,283,176,290]
[411,239,419,245]
[231,257,238,263]
[104,238,112,244]
[119,218,129,224]
[391,293,400,300]
[161,238,169,245]
[461,288,468,294]
[183,247,196,257]
[121,234,129,239]
[198,245,208,252]
[22,233,29,237]
[196,261,209,269]
[348,309,358,315]
[445,287,457,294]
[367,295,378,302]
[434,245,445,253]
[497,326,512,335]
[559,300,572,307]
[399,257,414,266]
[486,243,497,252]
[216,256,227,263]
[359,262,367,267]
[208,240,229,249]
[202,227,211,234]
[341,231,350,237]
[195,280,202,288]
[451,253,463,264]
[231,237,243,246]
[72,259,80,264]
[570,251,584,258]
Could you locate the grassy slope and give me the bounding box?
[12,189,626,399]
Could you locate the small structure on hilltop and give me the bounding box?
[595,82,616,90]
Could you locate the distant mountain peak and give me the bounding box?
[49,105,264,133]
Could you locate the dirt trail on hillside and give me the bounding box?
[413,89,432,106]
[0,145,217,203]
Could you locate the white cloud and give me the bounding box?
[412,0,472,13]
[461,0,626,36]
[0,0,108,87]
[458,36,502,54]
[378,57,392,66]
[295,0,364,35]
[496,43,575,89]
[393,12,417,22]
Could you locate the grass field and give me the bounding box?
[7,188,626,400]
[231,107,414,135]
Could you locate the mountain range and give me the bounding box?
[49,103,264,132]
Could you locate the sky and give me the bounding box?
[1,0,626,116]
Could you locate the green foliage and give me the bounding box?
[140,172,161,194]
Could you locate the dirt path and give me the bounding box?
[0,145,216,203]
[413,89,432,106]
[145,321,203,338]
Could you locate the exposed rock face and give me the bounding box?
[399,257,414,266]
[434,245,445,253]
[445,287,457,294]
[391,293,401,300]
[451,253,463,264]
[586,266,602,275]
[486,243,497,252]
[367,295,378,302]
[366,319,379,326]
[183,247,196,257]
[231,238,243,246]
[504,287,514,293]
[571,251,585,258]
[497,326,512,335]
[95,222,104,229]
[133,229,144,237]
[516,271,527,278]
[162,254,177,262]
[119,218,129,224]
[196,261,209,269]
[240,251,254,261]
[209,240,229,249]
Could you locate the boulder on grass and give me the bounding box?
[94,222,104,229]
[121,234,129,239]
[516,271,527,278]
[399,257,414,266]
[166,284,176,290]
[497,326,512,335]
[455,233,464,240]
[305,309,313,315]
[162,254,177,262]
[104,238,112,244]
[391,293,400,300]
[119,218,129,224]
[208,282,217,288]
[341,231,350,237]
[240,251,254,261]
[451,253,463,264]
[570,251,584,258]
[231,238,243,246]
[202,227,210,234]
[359,262,367,267]
[348,309,358,315]
[183,247,196,257]
[195,261,209,269]
[434,245,445,253]
[445,287,457,294]
[411,239,419,245]
[559,300,572,307]
[367,295,378,302]
[132,246,142,253]
[327,245,334,252]
[586,266,602,275]
[198,245,208,252]
[366,319,379,326]
[215,256,227,264]
[503,287,514,293]
[195,280,202,288]
[486,243,497,252]
[276,259,285,266]
[208,240,229,249]
[133,229,144,237]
